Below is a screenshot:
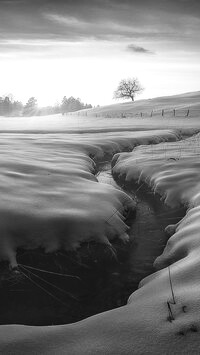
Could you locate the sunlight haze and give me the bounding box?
[0,0,199,106]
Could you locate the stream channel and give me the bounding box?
[0,159,186,326]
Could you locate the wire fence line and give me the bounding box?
[68,108,200,118]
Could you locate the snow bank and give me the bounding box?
[0,129,179,266]
[112,132,200,269]
[103,131,200,353]
[112,133,200,208]
[2,255,200,354]
[2,128,200,354]
[0,135,130,266]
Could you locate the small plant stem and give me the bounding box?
[168,266,176,304]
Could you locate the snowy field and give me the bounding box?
[1,91,200,354]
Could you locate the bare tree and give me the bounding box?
[114,78,143,101]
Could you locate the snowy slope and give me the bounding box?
[77,91,200,118]
[1,92,200,135]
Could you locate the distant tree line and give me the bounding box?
[61,96,92,115]
[0,96,23,116]
[0,95,92,117]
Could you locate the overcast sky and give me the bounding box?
[0,0,200,106]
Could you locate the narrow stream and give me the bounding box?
[0,160,186,326]
[97,162,186,290]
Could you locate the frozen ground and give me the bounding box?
[1,91,200,354]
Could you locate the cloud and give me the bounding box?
[0,0,199,50]
[127,44,155,55]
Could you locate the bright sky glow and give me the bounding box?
[0,0,200,106]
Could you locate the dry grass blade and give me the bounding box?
[18,263,80,280]
[20,264,79,301]
[19,266,68,307]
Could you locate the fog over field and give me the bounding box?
[0,0,200,354]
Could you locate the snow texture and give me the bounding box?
[112,133,200,208]
[1,100,200,354]
[0,130,179,266]
[106,131,200,354]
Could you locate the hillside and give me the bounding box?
[78,91,200,118]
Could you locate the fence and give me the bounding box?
[67,108,200,118]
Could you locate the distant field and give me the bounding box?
[74,90,200,119]
[0,91,200,135]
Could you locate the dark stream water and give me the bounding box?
[0,162,186,326]
[98,163,186,288]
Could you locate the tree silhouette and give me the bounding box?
[114,78,143,101]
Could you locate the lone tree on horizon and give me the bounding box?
[114,77,143,102]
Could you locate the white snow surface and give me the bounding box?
[112,133,200,208]
[0,130,179,266]
[109,131,200,353]
[1,102,200,354]
[79,91,200,119]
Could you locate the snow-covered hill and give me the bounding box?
[76,91,200,118]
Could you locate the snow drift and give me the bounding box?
[0,130,179,266]
[112,132,200,208]
[112,132,200,269]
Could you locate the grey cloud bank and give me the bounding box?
[0,0,199,47]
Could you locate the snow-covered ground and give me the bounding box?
[0,130,178,266]
[76,90,200,119]
[1,91,200,354]
[1,92,200,134]
[112,131,200,353]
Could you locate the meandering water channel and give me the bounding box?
[0,155,186,326]
[98,161,186,290]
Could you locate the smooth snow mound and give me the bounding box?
[0,130,179,266]
[112,133,200,208]
[112,132,200,269]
